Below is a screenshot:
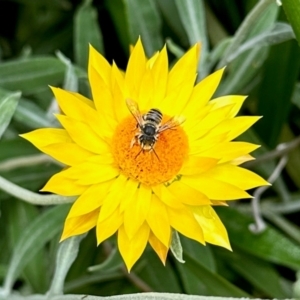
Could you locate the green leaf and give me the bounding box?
[256,40,300,147]
[48,235,86,296]
[217,248,290,298]
[6,199,48,293]
[228,22,295,63]
[74,0,104,69]
[184,253,249,297]
[174,0,208,77]
[218,207,300,270]
[2,204,70,296]
[88,247,123,273]
[136,250,182,293]
[0,57,65,96]
[105,0,130,54]
[0,87,53,128]
[124,0,163,56]
[170,230,184,263]
[282,0,300,47]
[0,91,21,139]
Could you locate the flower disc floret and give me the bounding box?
[112,115,189,185]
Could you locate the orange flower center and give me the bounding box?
[112,115,189,185]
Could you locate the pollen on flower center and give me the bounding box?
[112,115,189,185]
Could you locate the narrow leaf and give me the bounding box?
[218,207,300,270]
[0,91,21,139]
[2,205,69,296]
[170,230,185,263]
[74,0,104,69]
[0,57,65,95]
[282,0,300,47]
[47,235,86,296]
[174,0,208,77]
[124,0,163,56]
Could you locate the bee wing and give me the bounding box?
[126,98,143,126]
[158,115,186,132]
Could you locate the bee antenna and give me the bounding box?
[152,148,160,161]
[135,148,143,159]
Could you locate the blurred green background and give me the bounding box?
[1,0,300,299]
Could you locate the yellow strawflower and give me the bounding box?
[21,38,269,271]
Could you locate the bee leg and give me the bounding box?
[130,137,136,148]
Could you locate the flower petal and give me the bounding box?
[191,206,231,250]
[97,175,127,222]
[118,223,150,271]
[96,207,123,245]
[168,180,211,206]
[56,114,110,154]
[203,164,270,190]
[182,67,225,117]
[61,209,98,241]
[182,175,252,200]
[149,231,168,264]
[180,156,218,175]
[124,185,151,239]
[67,181,113,218]
[168,206,205,245]
[125,38,147,100]
[41,170,87,196]
[146,194,171,247]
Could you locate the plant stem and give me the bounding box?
[0,175,75,205]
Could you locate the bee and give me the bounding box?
[126,98,185,158]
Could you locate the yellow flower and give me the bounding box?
[21,38,269,271]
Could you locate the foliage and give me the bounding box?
[0,0,300,299]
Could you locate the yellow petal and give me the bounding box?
[88,66,117,129]
[55,114,110,155]
[182,175,252,200]
[209,95,247,118]
[151,45,168,108]
[41,143,94,166]
[118,223,150,272]
[20,128,71,146]
[97,175,127,222]
[67,181,113,218]
[230,154,254,165]
[200,141,260,163]
[167,44,199,93]
[111,62,129,121]
[51,87,111,139]
[191,206,231,250]
[41,170,87,196]
[182,67,225,117]
[207,116,261,142]
[149,231,169,264]
[119,179,140,212]
[203,164,270,190]
[61,209,98,241]
[124,185,151,239]
[189,133,228,155]
[146,194,171,247]
[167,180,211,206]
[125,38,147,99]
[160,78,196,116]
[61,162,118,186]
[96,207,123,245]
[69,91,95,109]
[88,44,111,87]
[168,207,205,245]
[152,184,185,209]
[187,104,235,139]
[180,156,218,175]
